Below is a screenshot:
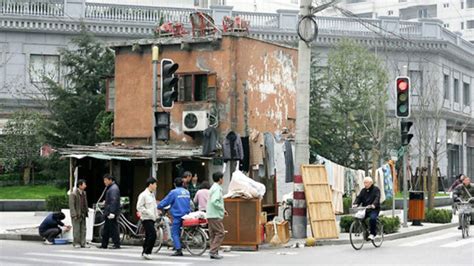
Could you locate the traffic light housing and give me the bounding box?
[160,59,179,109]
[396,76,410,118]
[154,111,170,141]
[401,121,414,146]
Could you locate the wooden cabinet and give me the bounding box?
[223,198,262,248]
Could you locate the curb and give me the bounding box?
[315,223,458,246]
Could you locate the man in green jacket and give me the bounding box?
[69,179,89,248]
[206,172,227,260]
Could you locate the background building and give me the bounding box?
[1,0,473,181]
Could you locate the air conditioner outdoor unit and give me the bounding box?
[182,111,209,132]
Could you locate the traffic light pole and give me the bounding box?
[402,119,408,228]
[151,46,159,179]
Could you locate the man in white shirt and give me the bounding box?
[136,178,158,260]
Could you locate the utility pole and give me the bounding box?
[151,45,159,179]
[292,0,313,239]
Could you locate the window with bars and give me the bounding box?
[443,74,450,100]
[177,73,217,102]
[29,54,60,83]
[463,82,471,106]
[454,78,460,103]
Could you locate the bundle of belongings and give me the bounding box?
[224,170,266,199]
[182,211,207,227]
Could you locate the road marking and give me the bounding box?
[440,238,474,248]
[0,256,83,265]
[57,249,209,261]
[27,252,190,265]
[399,233,458,247]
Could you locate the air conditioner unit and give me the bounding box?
[182,111,209,132]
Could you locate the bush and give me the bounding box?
[381,197,393,211]
[424,209,452,224]
[343,197,352,214]
[339,215,400,234]
[339,216,354,232]
[45,194,69,211]
[379,216,400,234]
[0,173,22,182]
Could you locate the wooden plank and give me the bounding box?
[301,165,339,240]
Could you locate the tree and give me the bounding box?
[42,28,115,147]
[309,39,394,173]
[0,110,44,183]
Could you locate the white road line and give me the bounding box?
[399,233,458,247]
[440,238,474,248]
[27,252,190,265]
[58,249,208,261]
[1,256,83,265]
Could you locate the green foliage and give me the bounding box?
[343,197,352,214]
[41,27,114,147]
[379,215,400,234]
[309,39,395,170]
[0,110,45,172]
[0,185,65,199]
[46,194,69,211]
[424,209,452,224]
[339,215,400,234]
[339,215,354,232]
[95,110,114,141]
[381,197,393,210]
[0,173,22,182]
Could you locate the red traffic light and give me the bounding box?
[397,79,408,91]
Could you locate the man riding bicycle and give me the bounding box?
[352,177,381,241]
[157,177,191,256]
[453,177,474,229]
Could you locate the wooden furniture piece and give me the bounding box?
[301,165,339,240]
[223,198,262,249]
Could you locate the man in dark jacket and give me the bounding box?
[99,174,121,249]
[453,177,474,229]
[352,177,381,240]
[39,212,70,244]
[69,179,89,248]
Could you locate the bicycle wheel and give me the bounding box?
[183,227,207,256]
[98,223,125,244]
[461,213,467,239]
[153,226,164,253]
[371,220,384,248]
[349,220,365,250]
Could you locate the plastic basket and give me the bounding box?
[53,238,68,245]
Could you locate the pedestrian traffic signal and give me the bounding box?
[396,76,410,118]
[154,111,170,141]
[160,59,179,109]
[401,121,414,146]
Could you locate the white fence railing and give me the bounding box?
[0,0,63,17]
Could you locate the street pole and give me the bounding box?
[402,142,408,227]
[151,46,159,179]
[401,65,408,227]
[292,0,313,239]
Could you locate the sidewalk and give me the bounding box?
[259,207,459,249]
[0,208,459,247]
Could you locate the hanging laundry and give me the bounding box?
[284,140,294,182]
[264,132,275,176]
[383,164,394,199]
[332,164,345,214]
[249,129,264,166]
[202,127,218,156]
[353,170,366,202]
[240,136,250,172]
[375,167,386,203]
[223,131,244,161]
[388,160,398,194]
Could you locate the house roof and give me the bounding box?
[59,144,210,161]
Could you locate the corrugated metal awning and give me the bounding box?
[62,153,132,161]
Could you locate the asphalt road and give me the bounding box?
[0,227,473,265]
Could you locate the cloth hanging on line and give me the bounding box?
[382,164,394,199]
[375,168,386,203]
[222,131,244,161]
[332,164,345,214]
[249,129,265,166]
[284,140,294,182]
[264,132,275,176]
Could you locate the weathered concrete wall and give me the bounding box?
[113,36,298,146]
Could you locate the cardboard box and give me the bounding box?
[265,220,290,244]
[260,212,267,225]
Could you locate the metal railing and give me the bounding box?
[85,2,211,24]
[232,10,279,29]
[0,0,63,17]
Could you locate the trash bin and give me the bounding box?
[408,191,425,226]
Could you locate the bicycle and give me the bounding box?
[282,198,293,231]
[349,207,384,250]
[456,197,473,239]
[153,213,208,256]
